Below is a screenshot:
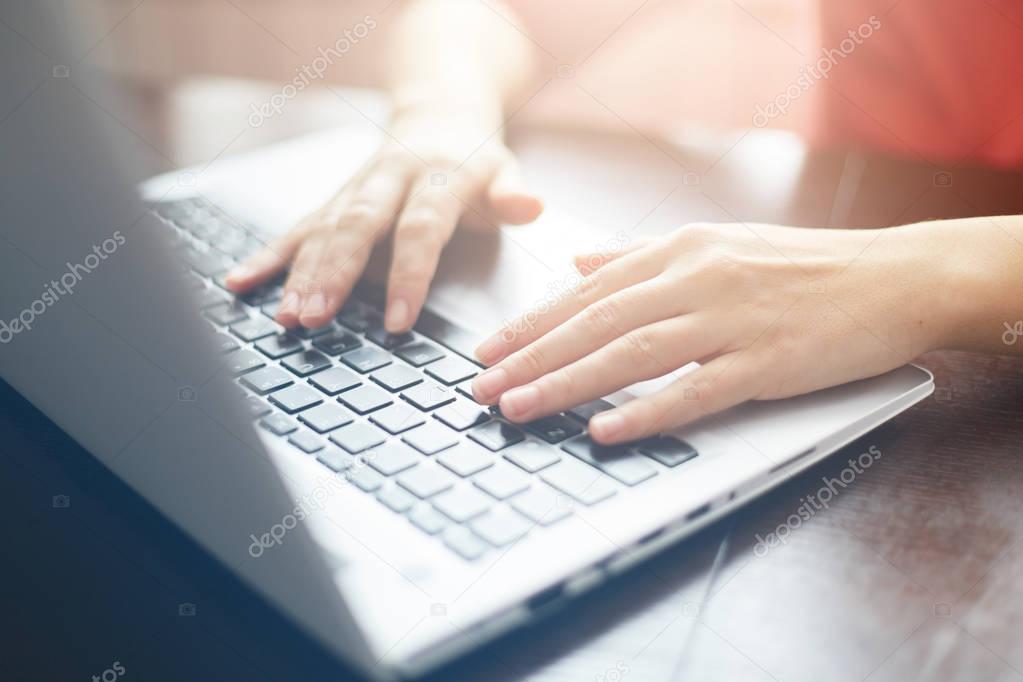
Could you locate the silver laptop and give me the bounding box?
[0,8,932,680]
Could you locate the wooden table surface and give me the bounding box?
[4,115,1022,682]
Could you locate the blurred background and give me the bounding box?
[75,0,818,167]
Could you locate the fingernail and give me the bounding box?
[500,385,539,418]
[472,367,508,401]
[226,265,252,284]
[590,412,625,441]
[385,298,409,332]
[302,291,326,318]
[475,335,505,364]
[278,291,300,317]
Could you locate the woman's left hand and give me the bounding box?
[471,221,947,444]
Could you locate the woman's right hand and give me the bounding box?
[224,112,543,333]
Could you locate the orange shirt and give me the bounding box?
[819,0,1023,168]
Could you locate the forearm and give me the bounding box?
[910,215,1023,354]
[386,0,536,132]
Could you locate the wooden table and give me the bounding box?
[4,117,1022,682]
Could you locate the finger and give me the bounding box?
[224,231,304,292]
[296,175,410,327]
[473,276,685,403]
[588,352,761,444]
[298,230,377,328]
[277,231,330,327]
[573,238,652,276]
[486,157,543,225]
[474,247,665,365]
[383,182,465,332]
[496,315,727,422]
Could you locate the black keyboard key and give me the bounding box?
[260,299,281,319]
[281,350,332,377]
[214,333,239,353]
[244,396,271,418]
[227,349,265,375]
[566,398,615,423]
[394,341,445,367]
[239,281,282,306]
[196,287,231,309]
[239,366,294,395]
[336,304,379,332]
[561,434,657,486]
[292,323,333,339]
[401,381,456,411]
[308,366,361,395]
[525,414,583,444]
[468,421,526,451]
[433,400,491,431]
[182,247,233,277]
[366,325,415,350]
[268,384,323,414]
[288,430,325,454]
[229,316,280,342]
[312,330,362,355]
[329,422,386,453]
[260,413,297,436]
[401,421,459,455]
[637,436,698,467]
[366,442,421,476]
[255,333,304,359]
[424,356,478,385]
[298,402,354,433]
[340,346,391,373]
[317,446,356,472]
[369,402,426,435]
[371,364,423,392]
[205,301,249,326]
[339,383,393,414]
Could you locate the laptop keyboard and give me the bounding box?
[152,197,700,561]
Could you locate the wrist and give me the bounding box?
[896,218,1006,353]
[390,86,502,134]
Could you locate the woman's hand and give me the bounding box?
[471,222,950,444]
[224,113,543,332]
